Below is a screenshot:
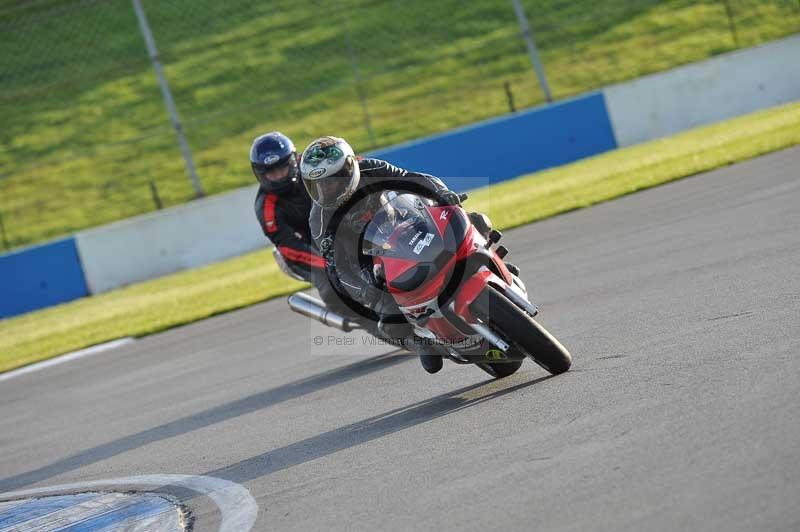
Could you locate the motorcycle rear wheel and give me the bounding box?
[470,285,572,375]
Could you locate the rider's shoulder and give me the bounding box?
[254,185,269,206]
[357,157,388,173]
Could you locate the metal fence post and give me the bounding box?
[132,0,204,198]
[341,8,378,149]
[721,0,739,46]
[504,81,516,112]
[0,210,9,251]
[511,0,552,103]
[149,180,164,209]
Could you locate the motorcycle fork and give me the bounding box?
[442,251,528,358]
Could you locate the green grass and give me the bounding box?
[1,0,798,249]
[2,100,799,374]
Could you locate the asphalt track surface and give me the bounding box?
[2,147,799,531]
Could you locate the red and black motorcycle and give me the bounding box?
[289,192,571,379]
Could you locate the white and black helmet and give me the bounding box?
[300,136,360,208]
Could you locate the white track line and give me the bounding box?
[0,337,135,383]
[0,474,258,532]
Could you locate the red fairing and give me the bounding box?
[377,200,513,328]
[427,205,457,238]
[454,269,495,324]
[378,204,465,308]
[381,255,455,308]
[453,254,514,323]
[380,256,418,293]
[491,250,514,285]
[429,206,478,261]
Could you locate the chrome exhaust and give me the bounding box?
[288,292,358,332]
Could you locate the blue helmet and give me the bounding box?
[250,131,299,192]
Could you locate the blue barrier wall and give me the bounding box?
[369,92,618,191]
[0,237,88,318]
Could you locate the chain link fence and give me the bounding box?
[1,0,798,250]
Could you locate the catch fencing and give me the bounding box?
[1,0,798,250]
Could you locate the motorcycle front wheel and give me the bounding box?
[470,285,572,375]
[475,360,524,379]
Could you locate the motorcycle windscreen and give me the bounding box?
[362,193,464,292]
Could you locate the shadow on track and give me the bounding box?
[0,351,411,492]
[203,373,554,485]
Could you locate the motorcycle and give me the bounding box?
[289,192,572,379]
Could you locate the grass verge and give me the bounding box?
[2,0,798,248]
[1,100,799,373]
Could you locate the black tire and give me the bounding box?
[476,360,524,379]
[470,285,572,375]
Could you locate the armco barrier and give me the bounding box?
[604,34,800,147]
[0,237,88,318]
[75,185,265,294]
[369,92,617,190]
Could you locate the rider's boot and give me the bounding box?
[377,320,443,373]
[412,338,444,374]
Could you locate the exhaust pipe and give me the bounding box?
[288,292,358,332]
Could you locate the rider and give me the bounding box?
[299,135,487,374]
[251,132,346,314]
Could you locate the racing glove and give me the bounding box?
[436,190,467,206]
[356,266,384,307]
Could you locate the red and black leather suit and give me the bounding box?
[255,178,325,277]
[255,176,362,319]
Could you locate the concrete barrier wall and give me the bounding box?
[75,185,265,294]
[604,34,800,147]
[0,237,88,318]
[369,92,617,191]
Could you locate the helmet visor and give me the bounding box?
[305,158,358,207]
[252,157,297,188]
